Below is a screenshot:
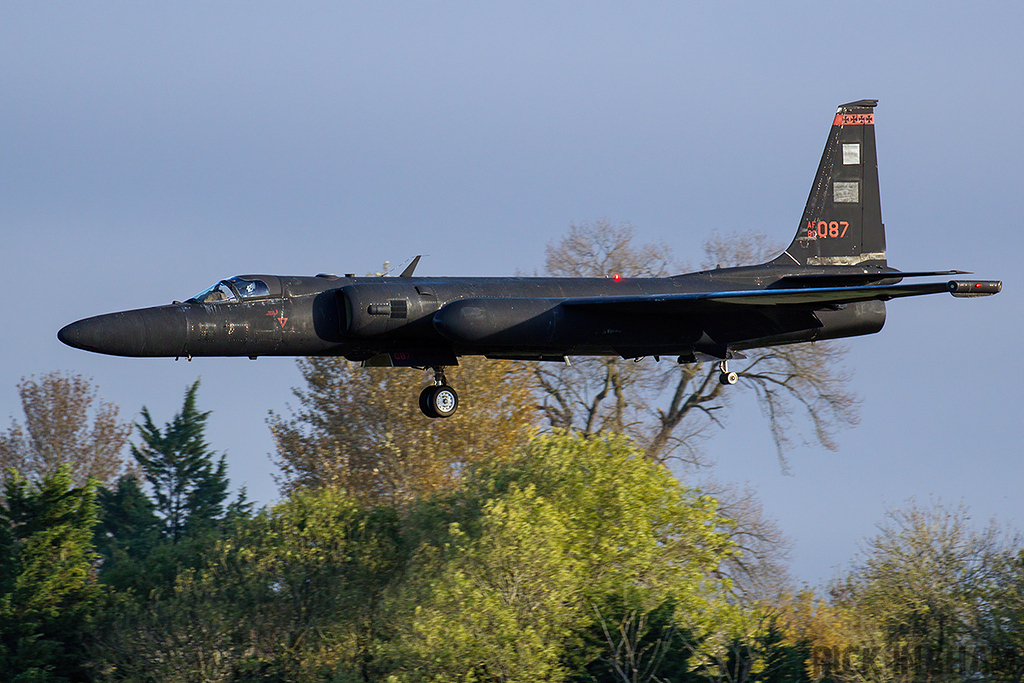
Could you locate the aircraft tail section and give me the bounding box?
[773,99,886,268]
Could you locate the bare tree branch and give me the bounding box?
[0,371,134,490]
[535,222,860,471]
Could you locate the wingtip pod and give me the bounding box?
[948,280,1002,297]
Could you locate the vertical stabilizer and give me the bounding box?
[774,100,886,267]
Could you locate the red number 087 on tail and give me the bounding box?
[808,220,849,239]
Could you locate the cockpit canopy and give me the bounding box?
[189,276,280,304]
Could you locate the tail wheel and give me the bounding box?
[419,385,459,418]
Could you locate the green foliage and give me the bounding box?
[827,499,1022,683]
[385,432,742,682]
[983,548,1024,680]
[0,466,103,682]
[749,619,814,683]
[131,380,230,543]
[94,433,748,682]
[93,383,251,599]
[97,487,405,681]
[5,370,1016,683]
[99,526,215,599]
[93,474,162,590]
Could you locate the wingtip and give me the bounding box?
[948,280,1002,297]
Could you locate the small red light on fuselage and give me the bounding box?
[613,273,621,282]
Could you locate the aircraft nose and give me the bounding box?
[58,306,187,357]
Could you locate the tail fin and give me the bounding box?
[773,99,886,268]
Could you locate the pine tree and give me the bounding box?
[93,474,162,588]
[0,465,103,681]
[131,381,229,543]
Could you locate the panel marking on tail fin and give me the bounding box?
[833,113,874,126]
[833,181,860,203]
[842,143,860,164]
[807,253,887,266]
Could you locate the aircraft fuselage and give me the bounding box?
[57,99,1001,418]
[59,266,888,365]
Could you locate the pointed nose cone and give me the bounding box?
[58,306,187,357]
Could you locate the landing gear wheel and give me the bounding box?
[419,385,439,418]
[419,384,459,418]
[717,359,738,386]
[430,385,459,418]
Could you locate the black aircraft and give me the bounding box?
[60,100,1000,418]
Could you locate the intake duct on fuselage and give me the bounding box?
[340,284,434,338]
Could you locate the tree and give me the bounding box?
[0,465,103,681]
[982,548,1024,681]
[92,473,163,590]
[0,371,133,491]
[829,498,1019,682]
[707,481,793,602]
[269,355,537,505]
[96,487,405,682]
[537,221,679,441]
[132,380,230,543]
[536,221,859,470]
[386,432,742,682]
[93,433,801,682]
[767,588,863,682]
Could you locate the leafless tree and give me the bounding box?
[0,371,134,490]
[268,356,537,505]
[536,221,859,470]
[704,480,794,601]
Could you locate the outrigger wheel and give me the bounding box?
[419,366,459,418]
[718,360,738,386]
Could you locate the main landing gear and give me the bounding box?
[419,366,459,418]
[718,360,738,386]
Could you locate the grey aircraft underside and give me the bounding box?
[59,100,1001,418]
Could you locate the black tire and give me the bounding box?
[419,385,439,418]
[720,371,738,386]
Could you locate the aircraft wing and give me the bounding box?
[562,279,1001,312]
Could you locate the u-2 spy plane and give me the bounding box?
[60,100,1000,418]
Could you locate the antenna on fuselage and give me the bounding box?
[400,255,423,277]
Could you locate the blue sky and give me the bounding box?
[2,2,1021,586]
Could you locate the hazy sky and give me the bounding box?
[2,1,1021,586]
